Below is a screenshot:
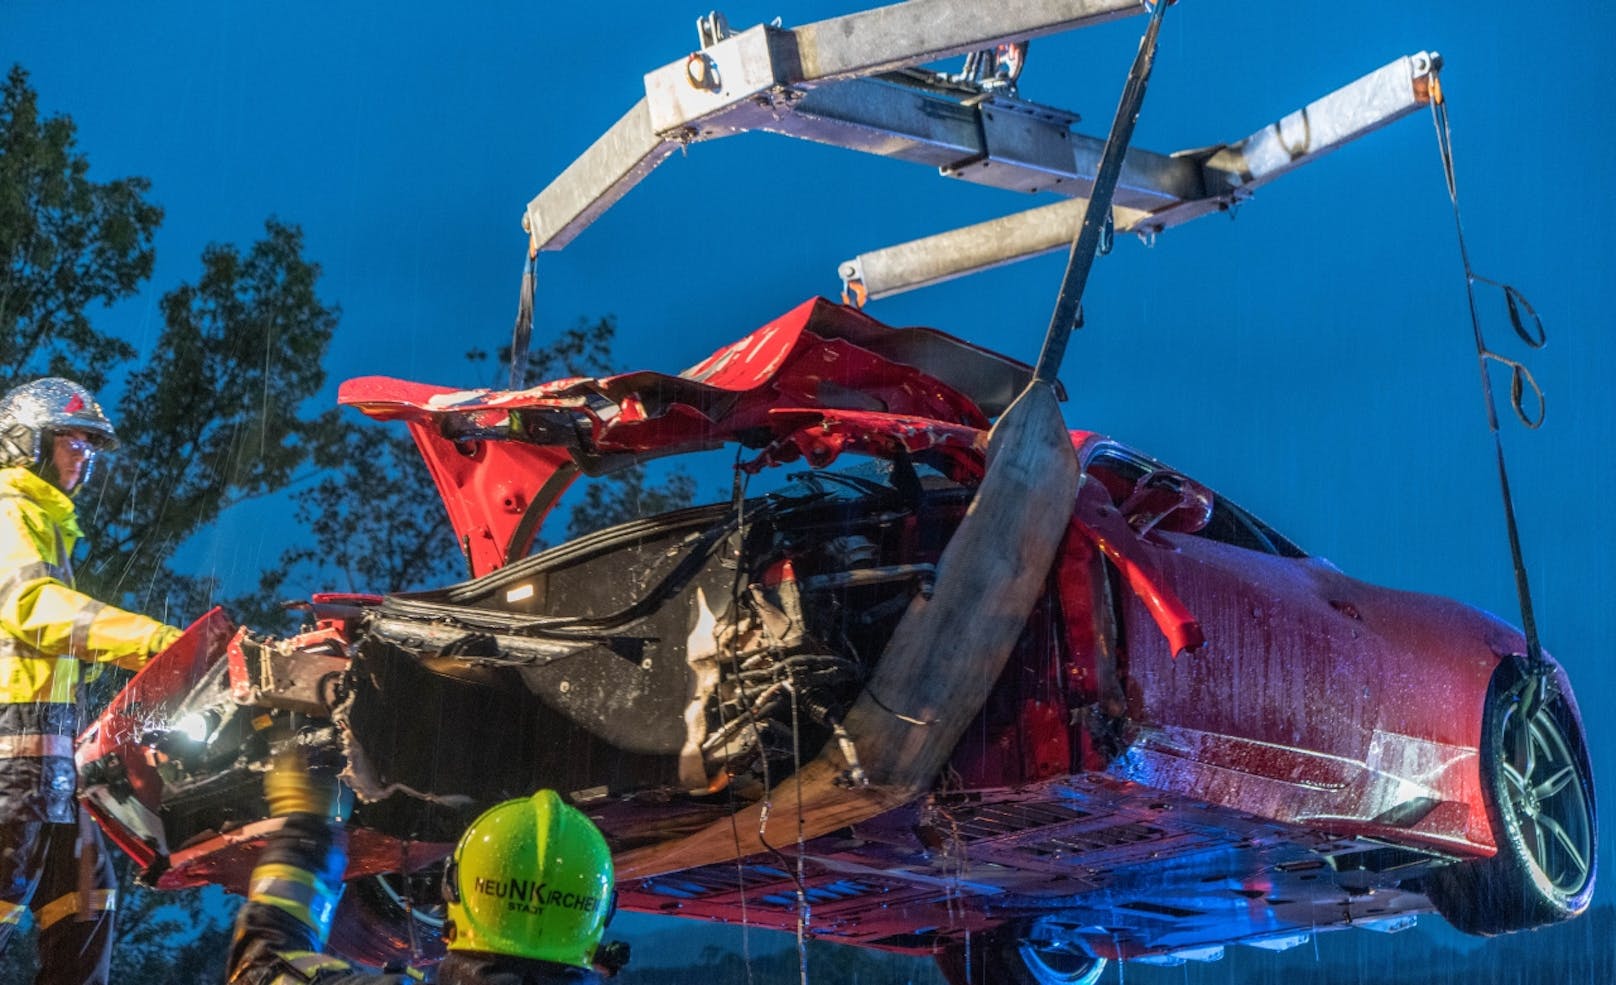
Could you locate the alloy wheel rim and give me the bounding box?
[1498,683,1593,897]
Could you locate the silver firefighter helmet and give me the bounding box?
[0,377,119,470]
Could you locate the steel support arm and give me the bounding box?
[525,100,680,252]
[782,0,1144,82]
[840,196,1156,303]
[839,51,1440,301]
[525,0,1149,250]
[1198,50,1442,200]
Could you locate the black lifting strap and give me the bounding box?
[1429,74,1548,668]
[1035,0,1170,384]
[508,236,539,389]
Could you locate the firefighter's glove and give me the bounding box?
[148,625,184,656]
[264,747,336,818]
[595,940,631,978]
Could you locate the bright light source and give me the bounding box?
[175,712,212,743]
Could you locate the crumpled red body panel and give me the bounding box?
[340,298,1018,575]
[335,299,1202,656]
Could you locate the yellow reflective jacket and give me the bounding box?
[0,466,179,822]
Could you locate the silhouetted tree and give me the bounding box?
[0,65,162,392]
[75,219,340,614]
[108,879,237,982]
[567,463,699,540]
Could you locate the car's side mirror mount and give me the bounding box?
[1120,469,1215,538]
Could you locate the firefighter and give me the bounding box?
[226,749,620,984]
[0,377,185,984]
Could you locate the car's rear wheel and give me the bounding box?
[326,870,447,968]
[935,931,1107,985]
[1428,656,1596,935]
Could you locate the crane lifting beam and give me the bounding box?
[523,0,1439,298]
[524,0,1149,251]
[841,50,1441,300]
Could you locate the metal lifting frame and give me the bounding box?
[523,0,1440,301]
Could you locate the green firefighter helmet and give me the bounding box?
[443,790,615,968]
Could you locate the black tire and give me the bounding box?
[936,932,1107,985]
[1428,656,1597,935]
[326,871,448,968]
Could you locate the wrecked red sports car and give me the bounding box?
[77,299,1595,983]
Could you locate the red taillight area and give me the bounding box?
[79,607,234,766]
[77,608,236,872]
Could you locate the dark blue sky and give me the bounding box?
[5,0,1614,973]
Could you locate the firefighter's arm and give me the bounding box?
[0,573,180,669]
[225,749,351,982]
[0,503,178,667]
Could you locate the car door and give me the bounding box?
[1075,443,1454,833]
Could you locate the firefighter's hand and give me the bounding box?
[595,940,631,978]
[264,748,337,818]
[148,625,183,656]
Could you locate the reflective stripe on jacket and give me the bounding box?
[0,467,175,822]
[226,814,417,985]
